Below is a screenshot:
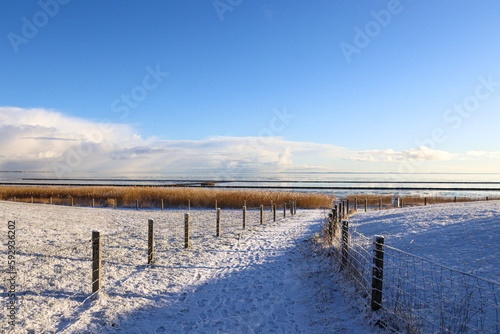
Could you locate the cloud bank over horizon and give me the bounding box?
[0,107,498,177]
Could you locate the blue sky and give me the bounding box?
[1,1,500,176]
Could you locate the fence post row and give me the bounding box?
[148,219,155,264]
[243,206,247,229]
[341,220,349,269]
[371,235,385,311]
[92,231,101,294]
[184,213,190,248]
[216,208,221,237]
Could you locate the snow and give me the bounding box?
[349,200,500,283]
[0,201,379,333]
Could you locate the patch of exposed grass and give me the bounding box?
[0,185,334,209]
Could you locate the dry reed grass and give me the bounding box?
[342,194,499,207]
[0,186,334,209]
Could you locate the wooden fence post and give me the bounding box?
[13,196,16,202]
[341,220,349,270]
[243,206,247,229]
[92,198,95,208]
[273,203,276,222]
[136,199,139,210]
[215,199,217,210]
[71,197,74,207]
[454,196,457,203]
[50,197,53,205]
[148,219,155,264]
[400,197,404,208]
[188,200,190,211]
[184,213,190,248]
[290,201,293,216]
[346,199,350,214]
[283,202,286,218]
[332,205,338,238]
[161,199,164,210]
[216,208,221,237]
[365,198,367,212]
[354,197,357,211]
[424,197,427,206]
[270,200,273,212]
[294,201,297,215]
[339,202,343,220]
[92,231,101,294]
[31,197,34,204]
[260,205,263,224]
[371,235,385,311]
[243,200,246,208]
[114,198,117,209]
[379,198,382,210]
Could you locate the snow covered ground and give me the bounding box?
[349,200,500,282]
[0,201,379,333]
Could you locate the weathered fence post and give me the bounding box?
[371,235,385,311]
[161,199,164,210]
[242,206,247,229]
[260,205,263,224]
[290,201,293,216]
[379,198,382,210]
[424,197,427,206]
[294,201,297,215]
[346,199,350,214]
[339,202,343,220]
[136,199,139,210]
[400,197,404,208]
[273,203,276,222]
[365,198,367,212]
[188,200,190,211]
[270,200,273,212]
[328,212,333,242]
[114,198,117,209]
[243,200,246,208]
[283,202,286,218]
[184,213,190,248]
[454,196,457,203]
[216,208,221,237]
[215,199,217,210]
[92,198,95,208]
[341,220,349,269]
[148,219,155,264]
[332,205,338,238]
[92,231,101,294]
[50,197,53,205]
[31,197,34,204]
[354,197,357,211]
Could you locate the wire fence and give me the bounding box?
[0,204,294,332]
[326,206,500,334]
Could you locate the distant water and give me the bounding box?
[1,171,500,199]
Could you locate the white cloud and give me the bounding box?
[1,107,498,176]
[351,146,458,162]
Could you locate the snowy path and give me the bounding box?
[66,209,376,333]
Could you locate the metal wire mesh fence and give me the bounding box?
[326,211,500,334]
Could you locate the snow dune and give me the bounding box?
[0,202,377,333]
